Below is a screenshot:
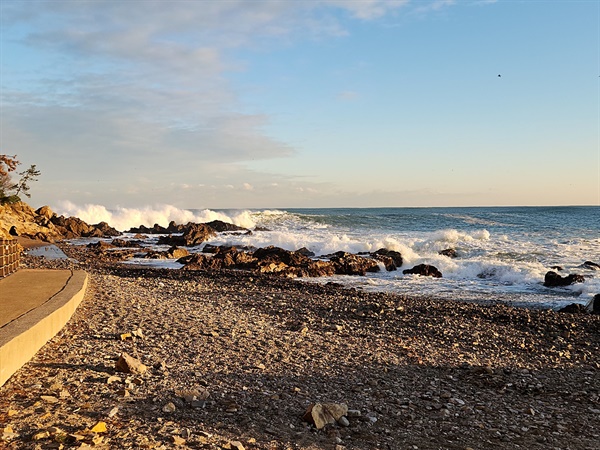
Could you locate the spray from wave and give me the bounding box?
[54,201,256,232]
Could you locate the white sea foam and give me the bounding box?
[57,205,598,309]
[54,201,256,231]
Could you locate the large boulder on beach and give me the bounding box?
[205,220,249,233]
[329,252,380,276]
[372,248,403,268]
[51,215,94,238]
[93,221,120,237]
[582,261,600,270]
[158,223,216,247]
[543,271,585,287]
[403,264,443,278]
[253,246,312,267]
[252,246,335,277]
[178,248,256,270]
[49,215,120,239]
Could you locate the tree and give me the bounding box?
[14,165,41,198]
[0,154,41,204]
[0,155,19,201]
[0,155,19,177]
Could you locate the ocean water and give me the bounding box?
[61,203,599,310]
[195,206,600,309]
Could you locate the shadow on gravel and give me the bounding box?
[31,362,114,376]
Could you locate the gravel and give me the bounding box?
[1,246,599,449]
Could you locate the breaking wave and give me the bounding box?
[54,201,256,231]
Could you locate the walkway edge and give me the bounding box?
[0,270,88,387]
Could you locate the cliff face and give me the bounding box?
[0,202,62,241]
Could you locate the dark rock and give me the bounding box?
[202,244,220,253]
[330,252,380,276]
[254,226,271,232]
[181,244,336,277]
[543,271,585,287]
[178,248,255,270]
[166,221,186,233]
[403,264,443,278]
[558,303,587,314]
[111,238,143,248]
[253,246,313,267]
[592,294,600,314]
[51,215,104,238]
[93,221,121,237]
[178,253,210,269]
[158,223,216,247]
[204,220,248,233]
[144,246,189,260]
[143,250,168,259]
[373,248,403,267]
[372,254,397,271]
[127,223,169,234]
[439,248,458,258]
[582,261,600,270]
[87,241,114,250]
[550,266,563,271]
[296,247,315,257]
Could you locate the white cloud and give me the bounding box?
[325,0,409,19]
[1,0,470,208]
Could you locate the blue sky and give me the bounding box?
[1,0,599,209]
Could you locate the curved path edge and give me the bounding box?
[0,270,88,387]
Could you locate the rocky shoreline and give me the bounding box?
[2,202,598,314]
[1,244,599,449]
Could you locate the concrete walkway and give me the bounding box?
[0,269,88,387]
[0,269,73,327]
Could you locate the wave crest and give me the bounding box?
[54,201,256,231]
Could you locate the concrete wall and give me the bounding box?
[0,271,88,387]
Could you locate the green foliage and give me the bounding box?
[0,194,21,205]
[0,155,41,202]
[14,165,41,198]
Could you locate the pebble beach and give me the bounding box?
[1,245,599,450]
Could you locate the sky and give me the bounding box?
[1,0,599,210]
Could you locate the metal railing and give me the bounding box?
[0,239,20,277]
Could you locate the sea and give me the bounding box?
[59,204,599,310]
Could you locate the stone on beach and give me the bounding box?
[115,352,147,374]
[303,403,349,429]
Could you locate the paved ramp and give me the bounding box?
[0,269,73,327]
[0,269,88,387]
